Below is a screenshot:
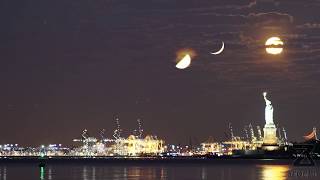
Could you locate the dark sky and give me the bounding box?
[1,0,320,146]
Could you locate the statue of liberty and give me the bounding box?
[263,92,274,125]
[262,91,278,148]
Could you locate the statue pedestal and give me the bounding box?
[262,124,279,151]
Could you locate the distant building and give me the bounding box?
[200,137,222,155]
[112,135,164,156]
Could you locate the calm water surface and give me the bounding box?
[0,163,319,180]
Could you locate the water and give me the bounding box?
[0,163,319,180]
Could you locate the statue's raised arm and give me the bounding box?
[263,92,271,106]
[263,92,274,125]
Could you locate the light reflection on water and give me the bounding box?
[0,163,318,180]
[0,166,6,180]
[258,165,290,180]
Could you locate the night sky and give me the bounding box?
[1,0,320,146]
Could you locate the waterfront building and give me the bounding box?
[112,135,164,156]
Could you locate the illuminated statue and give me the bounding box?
[263,92,274,125]
[262,92,278,149]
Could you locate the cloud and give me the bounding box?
[297,23,320,29]
[246,12,294,26]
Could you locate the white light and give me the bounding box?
[176,54,191,69]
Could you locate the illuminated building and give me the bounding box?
[72,129,99,156]
[201,92,291,155]
[112,135,164,156]
[200,136,222,155]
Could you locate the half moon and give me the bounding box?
[210,41,224,55]
[176,54,191,69]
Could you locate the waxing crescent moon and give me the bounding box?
[210,41,224,55]
[176,54,191,69]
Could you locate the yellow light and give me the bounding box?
[176,54,191,69]
[265,37,284,55]
[265,37,284,46]
[266,47,283,55]
[175,48,196,69]
[259,165,290,180]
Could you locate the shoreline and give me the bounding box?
[0,156,318,165]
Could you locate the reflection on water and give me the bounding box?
[0,162,319,180]
[48,167,52,180]
[92,167,96,180]
[128,166,164,179]
[39,166,45,180]
[32,164,295,180]
[201,167,207,180]
[0,166,6,180]
[82,166,87,180]
[258,165,290,180]
[108,166,167,179]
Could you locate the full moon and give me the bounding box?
[265,37,284,55]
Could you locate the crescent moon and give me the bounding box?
[176,54,191,69]
[210,41,224,55]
